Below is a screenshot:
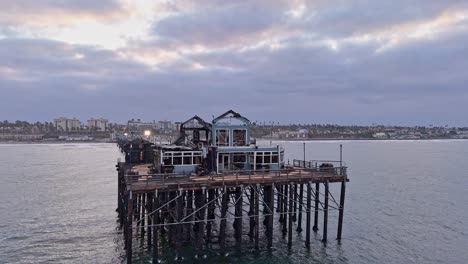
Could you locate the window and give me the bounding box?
[233,129,246,146]
[253,152,280,164]
[173,153,182,165]
[183,156,192,165]
[272,154,278,163]
[233,154,246,163]
[256,154,263,164]
[216,129,229,146]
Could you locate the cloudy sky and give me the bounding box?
[1,0,467,126]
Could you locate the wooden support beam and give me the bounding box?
[322,181,329,243]
[219,187,228,254]
[249,186,255,240]
[159,192,166,237]
[194,188,206,257]
[278,185,283,223]
[152,191,159,264]
[168,191,175,245]
[176,190,183,259]
[267,183,274,248]
[313,182,320,232]
[306,182,312,248]
[117,169,123,225]
[297,183,303,232]
[123,190,128,249]
[282,184,288,234]
[126,191,133,264]
[186,190,193,242]
[276,185,282,214]
[288,184,293,249]
[337,174,347,240]
[206,189,215,242]
[254,184,260,250]
[293,184,297,222]
[147,192,153,251]
[234,186,243,242]
[140,193,146,242]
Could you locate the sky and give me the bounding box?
[0,0,467,126]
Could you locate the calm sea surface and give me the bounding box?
[0,141,467,264]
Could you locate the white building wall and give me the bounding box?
[88,118,108,131]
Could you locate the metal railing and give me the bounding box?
[293,159,347,175]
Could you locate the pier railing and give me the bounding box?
[293,159,347,175]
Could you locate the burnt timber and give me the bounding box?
[115,110,349,263]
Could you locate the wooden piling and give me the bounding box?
[194,189,206,256]
[322,181,329,243]
[277,185,282,214]
[249,186,255,239]
[234,186,243,242]
[313,182,320,232]
[254,184,260,250]
[267,183,275,248]
[126,191,133,264]
[152,191,159,264]
[168,191,175,245]
[147,192,153,251]
[219,187,228,254]
[282,185,288,234]
[293,184,297,222]
[278,185,284,223]
[337,174,347,240]
[206,189,215,242]
[176,190,183,259]
[297,183,303,232]
[140,193,146,242]
[288,184,293,249]
[186,190,193,242]
[305,182,312,248]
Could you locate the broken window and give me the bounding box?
[233,129,247,146]
[216,129,229,146]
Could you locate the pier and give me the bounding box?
[116,159,348,263]
[114,111,349,263]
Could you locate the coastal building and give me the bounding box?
[87,118,108,131]
[151,110,284,174]
[373,132,387,138]
[54,117,81,132]
[271,128,310,139]
[158,120,173,130]
[127,119,158,130]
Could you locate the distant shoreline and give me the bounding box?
[0,140,115,144]
[1,138,467,145]
[256,137,468,142]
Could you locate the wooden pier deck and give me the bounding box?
[125,163,347,191]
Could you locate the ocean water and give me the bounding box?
[0,141,467,264]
